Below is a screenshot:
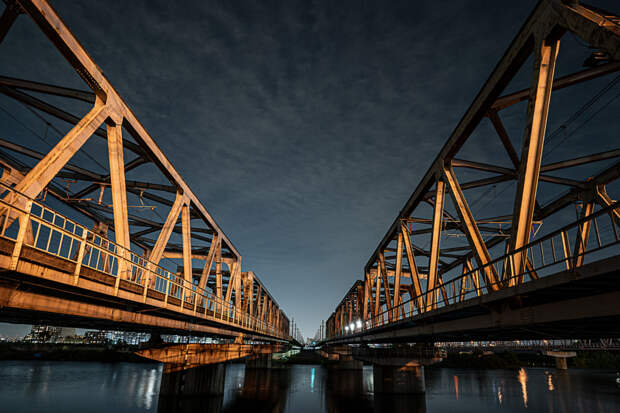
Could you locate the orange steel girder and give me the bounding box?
[324,0,620,339]
[0,0,290,340]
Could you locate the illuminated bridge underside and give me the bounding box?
[325,0,620,343]
[0,0,290,342]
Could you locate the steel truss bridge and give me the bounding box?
[324,0,620,345]
[0,0,291,345]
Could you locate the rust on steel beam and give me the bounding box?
[510,34,561,281]
[444,165,501,290]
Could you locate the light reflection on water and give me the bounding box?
[517,367,528,407]
[0,361,619,412]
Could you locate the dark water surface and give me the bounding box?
[0,361,619,412]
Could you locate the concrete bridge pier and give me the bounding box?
[328,354,363,370]
[157,363,226,413]
[372,362,425,394]
[246,353,274,369]
[544,350,577,370]
[319,346,363,370]
[159,362,227,396]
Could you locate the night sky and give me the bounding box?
[0,0,618,338]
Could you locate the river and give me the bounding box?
[0,361,618,412]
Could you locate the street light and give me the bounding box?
[355,320,362,330]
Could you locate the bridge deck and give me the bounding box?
[0,186,285,341]
[324,255,620,344]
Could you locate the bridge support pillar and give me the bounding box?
[544,351,576,370]
[373,364,425,394]
[245,353,273,369]
[329,356,363,370]
[320,346,363,370]
[160,362,226,396]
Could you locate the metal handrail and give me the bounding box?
[332,202,619,337]
[0,182,286,339]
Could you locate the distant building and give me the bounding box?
[83,330,108,344]
[106,331,150,345]
[23,325,61,343]
[23,325,79,343]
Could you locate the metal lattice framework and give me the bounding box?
[326,0,620,339]
[0,0,289,340]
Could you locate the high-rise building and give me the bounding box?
[23,325,61,343]
[83,330,108,344]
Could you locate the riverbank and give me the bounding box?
[2,344,619,369]
[0,342,149,362]
[435,350,620,369]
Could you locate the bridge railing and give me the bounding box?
[0,182,285,339]
[336,202,619,336]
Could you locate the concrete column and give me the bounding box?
[157,393,223,413]
[159,363,226,396]
[373,364,425,394]
[374,393,426,413]
[555,357,568,370]
[544,350,575,371]
[328,357,363,370]
[246,354,273,369]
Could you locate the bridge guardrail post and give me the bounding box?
[193,287,199,315]
[180,279,186,307]
[142,269,153,303]
[10,199,33,271]
[73,228,88,285]
[163,275,170,307]
[113,246,122,296]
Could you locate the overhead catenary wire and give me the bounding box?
[473,71,620,216]
[0,101,108,172]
